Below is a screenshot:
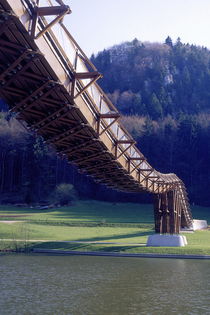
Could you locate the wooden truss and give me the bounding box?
[73,71,102,99]
[31,4,71,39]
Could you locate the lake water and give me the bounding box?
[0,254,210,315]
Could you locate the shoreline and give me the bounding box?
[31,248,210,259]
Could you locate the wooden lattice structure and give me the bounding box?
[0,0,193,233]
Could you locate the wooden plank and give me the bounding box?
[34,110,70,132]
[10,80,57,111]
[75,151,108,165]
[74,71,101,79]
[47,124,87,144]
[36,5,71,17]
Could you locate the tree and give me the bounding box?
[149,93,163,119]
[165,36,173,47]
[53,183,77,206]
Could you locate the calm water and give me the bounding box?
[0,254,210,315]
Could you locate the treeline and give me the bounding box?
[122,113,210,205]
[91,37,210,119]
[1,37,210,205]
[0,110,146,204]
[90,37,210,206]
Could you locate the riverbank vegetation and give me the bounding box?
[0,201,209,255]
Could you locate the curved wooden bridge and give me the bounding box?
[0,0,193,234]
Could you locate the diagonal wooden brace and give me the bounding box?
[0,49,41,81]
[32,5,71,39]
[97,112,120,136]
[73,72,102,99]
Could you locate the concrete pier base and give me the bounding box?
[147,234,187,247]
[181,219,208,232]
[192,220,208,230]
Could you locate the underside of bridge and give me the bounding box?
[0,0,193,234]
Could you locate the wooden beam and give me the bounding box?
[139,168,153,172]
[115,143,133,159]
[63,138,100,155]
[0,49,38,81]
[83,160,116,172]
[1,56,41,89]
[139,171,155,184]
[98,116,120,136]
[2,86,27,97]
[33,6,71,39]
[129,157,145,161]
[75,151,108,165]
[167,190,176,234]
[0,15,15,36]
[36,5,71,16]
[129,161,144,175]
[153,194,161,233]
[74,71,102,80]
[0,39,26,52]
[35,109,70,132]
[47,124,87,144]
[99,113,120,119]
[74,74,102,99]
[49,124,87,142]
[116,140,135,145]
[31,105,68,128]
[160,193,169,234]
[10,80,59,112]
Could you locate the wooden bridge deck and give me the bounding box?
[0,0,193,233]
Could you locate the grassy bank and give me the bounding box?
[0,201,209,255]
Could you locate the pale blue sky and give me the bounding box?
[64,0,210,56]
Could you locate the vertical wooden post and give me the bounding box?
[177,194,181,234]
[181,210,187,228]
[174,190,180,234]
[153,194,161,233]
[167,190,175,234]
[161,192,168,234]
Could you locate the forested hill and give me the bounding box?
[90,38,210,205]
[91,37,210,119]
[1,37,210,206]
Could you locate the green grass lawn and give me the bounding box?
[0,200,154,223]
[0,201,210,255]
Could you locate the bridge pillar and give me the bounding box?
[148,190,187,246]
[154,190,180,234]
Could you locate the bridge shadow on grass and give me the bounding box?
[50,202,154,224]
[52,212,153,224]
[74,230,153,243]
[31,242,144,252]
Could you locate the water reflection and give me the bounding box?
[0,255,210,315]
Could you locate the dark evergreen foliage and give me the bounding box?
[1,38,210,205]
[0,112,146,204]
[91,39,210,119]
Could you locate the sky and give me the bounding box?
[62,0,210,57]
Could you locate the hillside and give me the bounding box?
[91,37,210,118]
[90,38,210,205]
[1,38,210,205]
